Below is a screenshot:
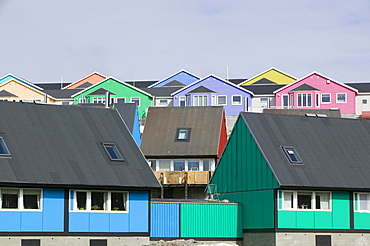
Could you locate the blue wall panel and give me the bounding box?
[0,212,21,231]
[90,213,110,232]
[42,189,64,232]
[110,213,129,232]
[129,191,149,232]
[150,202,179,238]
[69,213,90,232]
[21,212,43,231]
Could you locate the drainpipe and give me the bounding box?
[105,91,110,108]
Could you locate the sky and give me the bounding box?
[0,0,369,83]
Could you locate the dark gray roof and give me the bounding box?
[228,79,246,84]
[0,101,160,188]
[263,108,341,118]
[87,88,116,96]
[141,107,224,157]
[34,83,72,90]
[141,87,182,97]
[242,84,285,95]
[187,86,216,94]
[345,83,370,93]
[0,90,18,97]
[76,82,93,89]
[44,89,82,98]
[250,78,277,85]
[163,80,186,87]
[289,83,320,92]
[113,103,137,133]
[241,112,370,189]
[125,81,157,88]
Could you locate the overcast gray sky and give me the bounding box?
[0,0,369,83]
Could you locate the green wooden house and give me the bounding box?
[72,77,153,117]
[209,112,370,246]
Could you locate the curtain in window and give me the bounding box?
[283,192,293,209]
[316,192,330,210]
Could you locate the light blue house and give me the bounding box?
[171,74,254,116]
[148,70,200,88]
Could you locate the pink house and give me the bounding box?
[274,72,358,117]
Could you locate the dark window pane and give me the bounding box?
[111,192,126,211]
[203,160,210,171]
[24,195,38,209]
[103,144,123,160]
[0,138,10,155]
[91,192,105,210]
[174,160,185,171]
[2,193,18,209]
[298,192,312,209]
[77,192,87,210]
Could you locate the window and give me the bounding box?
[176,128,191,141]
[159,99,168,105]
[282,95,289,108]
[73,190,127,212]
[158,160,171,171]
[78,98,86,104]
[174,160,185,171]
[217,95,227,105]
[363,99,368,104]
[203,160,211,171]
[1,188,42,210]
[130,97,140,106]
[297,93,312,107]
[102,143,123,161]
[316,94,320,107]
[336,93,346,103]
[152,159,215,171]
[322,94,331,103]
[61,102,70,105]
[193,95,207,106]
[179,96,186,107]
[282,146,303,164]
[116,98,125,103]
[0,137,10,156]
[188,159,200,171]
[93,97,105,104]
[232,95,242,105]
[280,190,331,210]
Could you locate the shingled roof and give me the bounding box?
[141,106,224,157]
[0,101,160,188]
[241,112,370,189]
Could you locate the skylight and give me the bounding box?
[282,146,302,164]
[176,128,191,141]
[103,143,123,161]
[0,137,10,156]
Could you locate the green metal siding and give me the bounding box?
[278,191,350,229]
[73,78,152,117]
[180,203,242,238]
[210,117,279,194]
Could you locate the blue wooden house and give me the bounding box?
[0,101,160,246]
[148,70,199,88]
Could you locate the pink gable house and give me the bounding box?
[274,72,358,117]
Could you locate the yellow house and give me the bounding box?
[0,80,56,104]
[239,67,296,86]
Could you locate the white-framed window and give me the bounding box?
[158,99,168,106]
[130,97,140,106]
[149,159,215,172]
[282,95,289,108]
[179,96,186,107]
[297,93,312,107]
[217,95,227,105]
[78,98,86,104]
[93,97,105,104]
[321,94,331,104]
[116,98,125,104]
[193,95,207,106]
[232,95,242,105]
[279,190,331,211]
[72,190,128,212]
[0,188,42,211]
[336,93,347,103]
[363,99,368,104]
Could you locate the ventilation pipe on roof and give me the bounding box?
[105,91,110,108]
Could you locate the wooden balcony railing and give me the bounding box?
[154,171,213,185]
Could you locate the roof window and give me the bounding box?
[176,128,191,141]
[282,146,302,164]
[103,143,123,161]
[0,137,10,156]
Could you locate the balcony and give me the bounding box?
[154,171,213,185]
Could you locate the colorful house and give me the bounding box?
[344,82,370,117]
[0,101,160,246]
[148,70,199,88]
[71,77,153,118]
[0,74,44,91]
[238,67,296,86]
[62,72,106,90]
[140,106,227,199]
[274,72,358,118]
[210,112,370,246]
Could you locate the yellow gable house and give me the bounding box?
[239,67,296,86]
[0,80,56,103]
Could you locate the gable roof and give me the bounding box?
[76,82,93,89]
[239,67,296,86]
[0,101,160,188]
[125,81,158,88]
[274,71,358,94]
[188,85,216,94]
[0,79,56,100]
[148,70,200,88]
[0,74,44,91]
[141,87,183,97]
[141,106,224,157]
[240,112,370,189]
[242,84,285,95]
[171,74,254,96]
[0,90,18,98]
[87,88,117,96]
[163,80,186,87]
[289,83,320,92]
[71,77,153,98]
[250,78,278,85]
[62,72,106,90]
